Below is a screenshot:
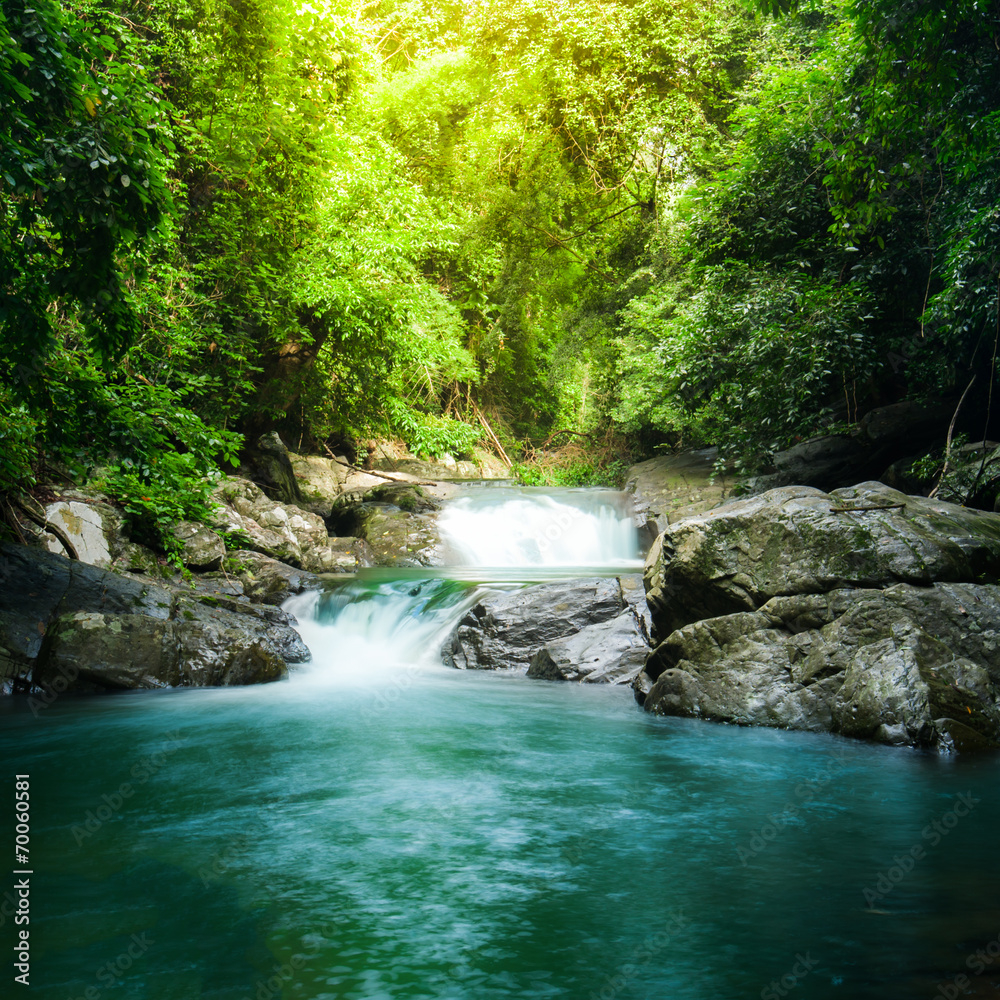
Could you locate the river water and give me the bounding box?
[2,488,999,1000]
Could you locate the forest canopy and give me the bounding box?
[2,0,998,538]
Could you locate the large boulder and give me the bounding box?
[624,448,733,543]
[643,481,1000,641]
[35,612,289,692]
[443,577,650,679]
[638,480,1000,751]
[527,610,648,684]
[241,431,303,505]
[34,496,124,568]
[641,583,1000,752]
[171,520,225,571]
[0,543,308,695]
[288,452,348,515]
[745,400,954,494]
[330,484,444,567]
[210,477,342,573]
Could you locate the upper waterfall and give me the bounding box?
[437,487,639,568]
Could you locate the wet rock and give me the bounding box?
[643,481,1000,641]
[527,610,649,684]
[323,537,377,573]
[0,542,309,694]
[330,485,443,567]
[171,520,225,570]
[640,583,1000,752]
[35,612,288,692]
[443,578,625,672]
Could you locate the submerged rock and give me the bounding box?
[443,576,651,681]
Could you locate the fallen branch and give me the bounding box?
[830,503,906,514]
[470,404,512,468]
[13,497,80,560]
[322,445,436,486]
[540,428,596,449]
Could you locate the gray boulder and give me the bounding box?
[210,476,342,573]
[330,484,444,567]
[288,451,348,515]
[528,610,648,684]
[35,612,289,693]
[220,549,323,604]
[624,448,733,544]
[0,543,307,694]
[639,583,1000,752]
[443,577,634,673]
[172,520,226,570]
[643,481,1000,641]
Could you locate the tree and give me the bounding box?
[0,0,174,373]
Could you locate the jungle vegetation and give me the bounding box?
[2,0,998,539]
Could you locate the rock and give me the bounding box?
[0,542,309,694]
[241,431,303,504]
[210,477,339,572]
[288,452,347,515]
[221,550,323,605]
[859,399,952,447]
[171,521,225,570]
[112,542,167,578]
[36,498,124,568]
[443,578,626,672]
[624,448,733,544]
[323,537,377,574]
[527,610,649,684]
[643,481,1000,641]
[172,594,311,665]
[745,401,954,494]
[35,612,288,692]
[640,583,1000,752]
[330,485,444,567]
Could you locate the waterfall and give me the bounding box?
[437,487,638,567]
[285,486,640,678]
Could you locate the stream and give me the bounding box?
[2,487,999,1000]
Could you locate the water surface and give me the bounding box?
[2,488,998,1000]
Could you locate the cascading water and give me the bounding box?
[437,487,640,568]
[5,485,1000,1000]
[286,486,643,680]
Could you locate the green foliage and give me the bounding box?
[384,399,481,459]
[0,0,174,366]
